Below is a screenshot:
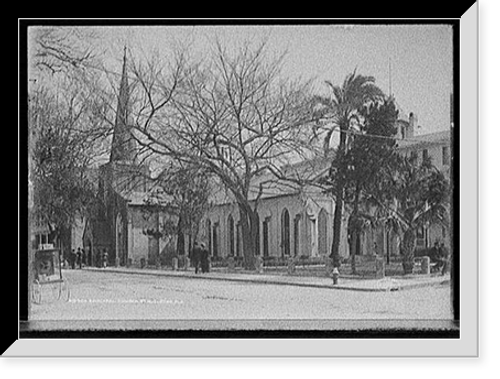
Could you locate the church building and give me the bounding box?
[82,49,175,267]
[198,110,451,264]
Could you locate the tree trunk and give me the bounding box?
[238,204,258,270]
[349,233,357,274]
[331,194,343,268]
[176,214,185,256]
[401,228,417,274]
[348,187,361,274]
[148,212,160,265]
[330,120,348,268]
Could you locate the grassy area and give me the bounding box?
[261,258,405,278]
[193,254,409,279]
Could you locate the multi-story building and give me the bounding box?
[396,116,452,251]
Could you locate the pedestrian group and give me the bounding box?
[191,242,210,274]
[67,247,109,269]
[431,241,449,275]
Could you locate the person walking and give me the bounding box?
[103,248,108,268]
[70,249,77,269]
[81,247,87,267]
[76,248,82,269]
[191,242,201,274]
[431,241,442,273]
[440,242,449,275]
[200,243,210,273]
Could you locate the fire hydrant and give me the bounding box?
[332,267,340,285]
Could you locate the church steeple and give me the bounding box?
[110,46,136,163]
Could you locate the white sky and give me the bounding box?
[93,23,454,137]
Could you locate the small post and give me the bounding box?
[255,256,264,274]
[375,256,385,279]
[172,257,178,271]
[325,255,333,277]
[332,267,340,285]
[421,256,430,275]
[227,256,235,272]
[287,256,296,275]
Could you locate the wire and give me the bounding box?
[317,123,451,143]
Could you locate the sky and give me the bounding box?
[92,23,454,137]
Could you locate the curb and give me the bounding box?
[81,267,448,292]
[83,267,335,290]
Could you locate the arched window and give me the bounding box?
[236,222,241,257]
[206,219,212,255]
[116,213,124,266]
[227,214,235,256]
[281,208,290,257]
[318,208,328,256]
[212,222,219,257]
[263,216,270,257]
[255,213,260,256]
[293,214,301,257]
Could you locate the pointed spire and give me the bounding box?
[110,46,136,163]
[120,46,128,89]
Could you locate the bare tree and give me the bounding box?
[129,40,315,269]
[29,87,97,256]
[29,26,98,75]
[146,161,212,258]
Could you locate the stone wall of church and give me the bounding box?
[128,207,153,265]
[199,193,349,260]
[127,207,177,266]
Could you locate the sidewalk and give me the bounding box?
[82,266,450,292]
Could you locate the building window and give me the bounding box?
[318,209,328,256]
[236,222,241,257]
[293,214,301,257]
[263,217,270,257]
[206,219,212,255]
[255,214,260,256]
[416,226,429,248]
[212,222,219,257]
[422,149,429,162]
[442,146,450,166]
[227,215,235,257]
[280,209,290,257]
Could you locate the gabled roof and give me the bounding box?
[117,183,175,208]
[210,154,332,206]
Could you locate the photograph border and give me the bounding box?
[9,4,479,356]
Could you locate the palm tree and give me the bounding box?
[314,71,385,266]
[379,155,451,274]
